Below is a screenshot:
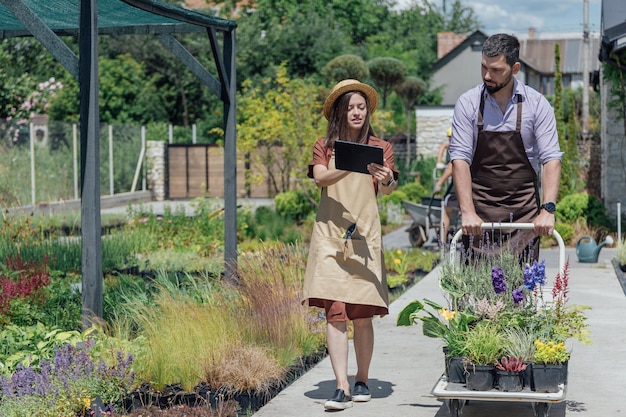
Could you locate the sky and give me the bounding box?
[398,0,603,39]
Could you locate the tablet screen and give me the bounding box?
[334,140,383,174]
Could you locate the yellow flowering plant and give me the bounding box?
[397,298,476,357]
[533,340,570,365]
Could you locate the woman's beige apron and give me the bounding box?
[303,155,388,313]
[462,91,540,261]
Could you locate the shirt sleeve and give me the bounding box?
[533,94,563,165]
[449,89,479,164]
[307,138,330,178]
[382,141,399,180]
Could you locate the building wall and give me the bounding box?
[415,107,454,158]
[431,47,483,106]
[601,79,626,225]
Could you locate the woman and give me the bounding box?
[302,79,398,410]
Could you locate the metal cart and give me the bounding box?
[433,223,566,417]
[402,198,460,247]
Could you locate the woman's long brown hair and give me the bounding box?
[324,91,376,148]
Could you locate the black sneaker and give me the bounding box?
[324,389,353,410]
[352,381,371,402]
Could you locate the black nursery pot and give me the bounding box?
[465,364,495,391]
[445,356,466,383]
[496,370,523,392]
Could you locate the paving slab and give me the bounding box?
[253,226,626,417]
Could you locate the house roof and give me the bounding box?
[520,37,601,75]
[432,30,601,76]
[431,30,489,72]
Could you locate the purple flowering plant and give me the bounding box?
[0,340,135,416]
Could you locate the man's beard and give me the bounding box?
[484,75,513,94]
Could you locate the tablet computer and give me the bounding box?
[334,140,383,174]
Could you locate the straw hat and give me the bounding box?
[323,79,379,120]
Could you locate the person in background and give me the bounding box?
[434,127,457,238]
[302,79,398,411]
[449,33,562,260]
[435,126,452,170]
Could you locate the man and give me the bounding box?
[449,33,562,260]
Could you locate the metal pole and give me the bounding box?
[582,0,590,137]
[141,125,146,191]
[168,124,173,144]
[618,200,622,243]
[109,124,114,195]
[30,122,36,206]
[73,123,78,200]
[192,123,197,144]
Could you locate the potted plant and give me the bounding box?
[531,340,570,393]
[397,299,475,383]
[501,327,537,388]
[462,321,504,391]
[495,356,527,392]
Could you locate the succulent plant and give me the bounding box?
[495,355,527,372]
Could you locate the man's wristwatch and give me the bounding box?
[540,202,556,214]
[384,177,395,187]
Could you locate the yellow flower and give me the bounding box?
[396,249,403,255]
[439,308,457,321]
[394,258,401,264]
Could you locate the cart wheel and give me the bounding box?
[408,226,426,247]
[534,402,548,417]
[449,399,460,417]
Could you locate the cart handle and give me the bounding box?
[450,222,565,273]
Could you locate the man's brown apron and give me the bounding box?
[302,154,388,315]
[462,91,540,261]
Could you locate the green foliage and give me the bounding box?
[237,64,326,195]
[274,190,314,221]
[384,247,439,276]
[397,298,475,358]
[238,206,305,245]
[397,182,428,203]
[321,54,369,84]
[554,222,574,245]
[602,57,626,122]
[402,155,438,192]
[556,192,611,228]
[367,57,407,110]
[0,323,84,374]
[49,54,166,124]
[463,321,504,365]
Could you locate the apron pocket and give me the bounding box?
[315,236,378,281]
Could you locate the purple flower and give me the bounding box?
[512,288,524,304]
[523,260,546,291]
[491,267,507,294]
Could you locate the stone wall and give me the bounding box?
[146,140,166,201]
[415,107,454,158]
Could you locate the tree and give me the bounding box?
[367,57,406,110]
[321,54,369,85]
[49,54,166,125]
[237,64,326,195]
[367,57,406,138]
[553,43,573,200]
[394,76,427,166]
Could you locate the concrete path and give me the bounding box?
[253,226,626,417]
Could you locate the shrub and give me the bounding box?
[554,222,574,245]
[556,192,611,228]
[274,190,313,221]
[397,182,428,202]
